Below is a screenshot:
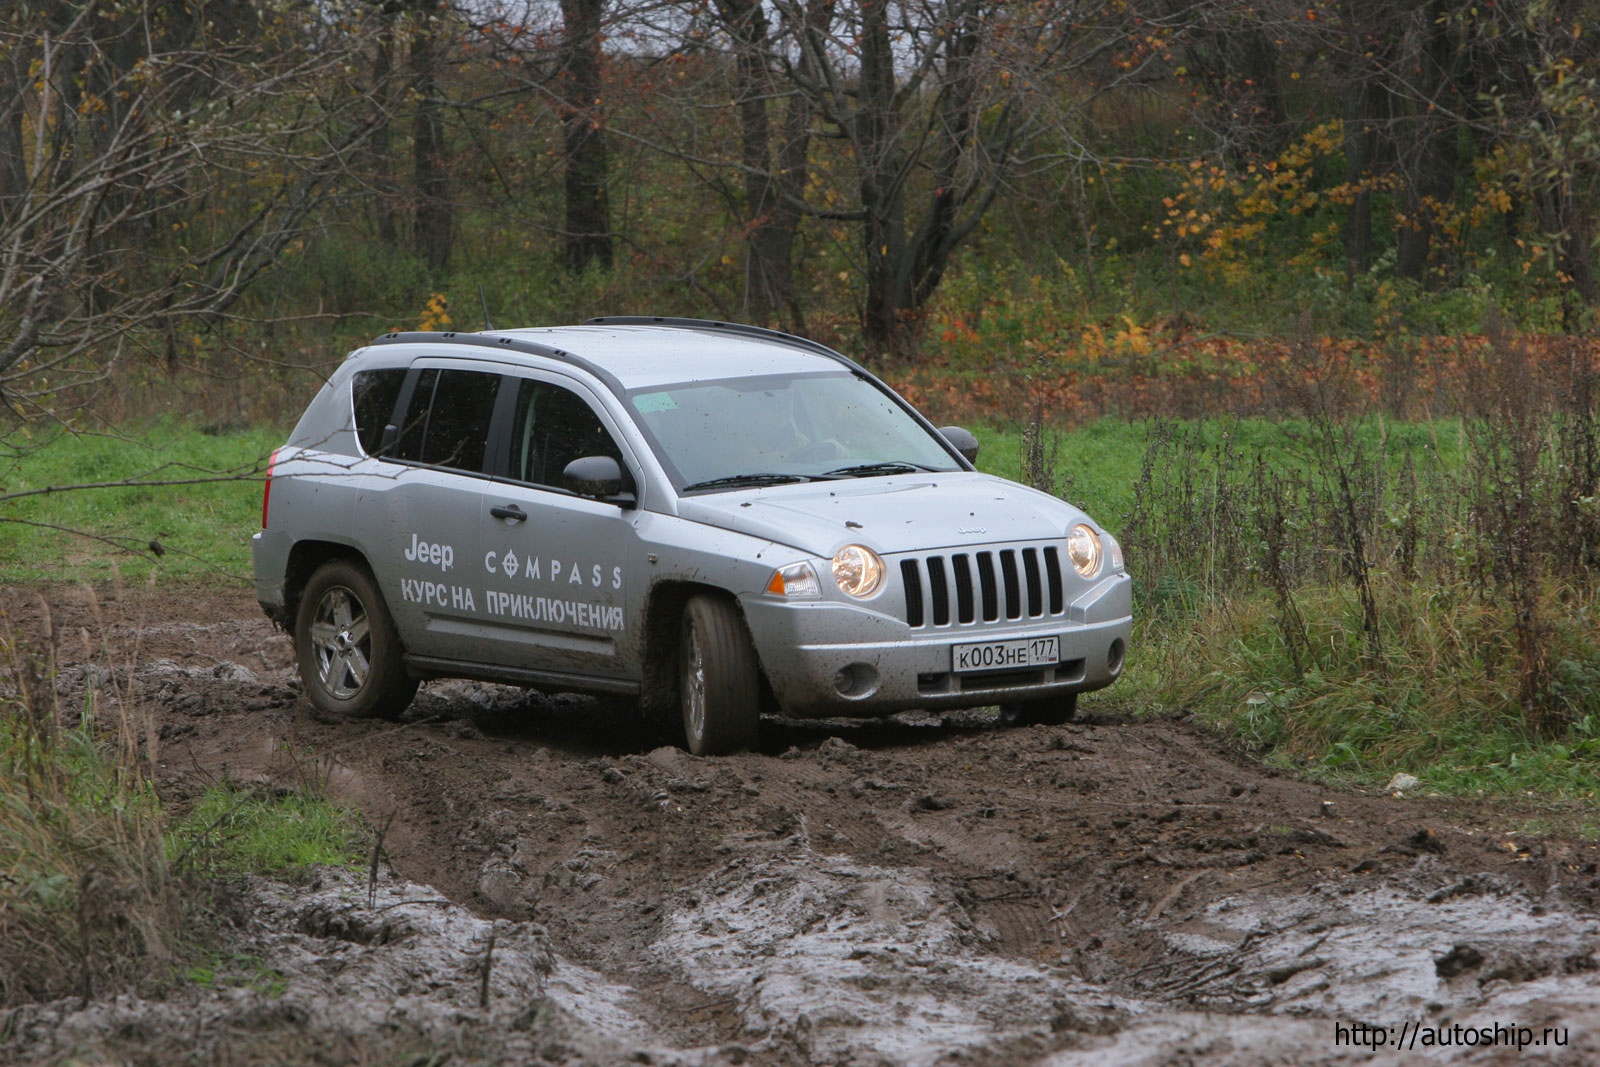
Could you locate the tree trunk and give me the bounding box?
[411,11,451,275]
[370,9,399,247]
[1339,0,1387,277]
[559,0,611,274]
[1537,179,1598,323]
[0,83,24,221]
[717,0,813,332]
[856,0,998,359]
[908,6,982,312]
[757,85,814,335]
[857,0,910,356]
[1394,0,1457,286]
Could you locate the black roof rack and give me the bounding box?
[366,331,626,395]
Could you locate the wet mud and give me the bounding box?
[3,586,1599,1065]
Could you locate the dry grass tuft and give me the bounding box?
[0,608,183,1007]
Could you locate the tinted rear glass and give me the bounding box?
[391,368,500,474]
[351,368,407,455]
[393,368,438,461]
[418,370,500,472]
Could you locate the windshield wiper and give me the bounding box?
[681,472,817,492]
[824,461,946,477]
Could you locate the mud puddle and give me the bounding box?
[6,868,723,1066]
[641,842,1600,1064]
[5,586,1600,1065]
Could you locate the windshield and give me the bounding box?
[627,371,962,492]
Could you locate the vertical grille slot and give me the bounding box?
[926,555,951,626]
[900,559,924,628]
[1022,548,1043,617]
[1043,546,1065,614]
[999,550,1022,619]
[976,553,999,621]
[951,554,975,623]
[903,545,1063,627]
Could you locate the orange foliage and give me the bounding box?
[889,330,1600,425]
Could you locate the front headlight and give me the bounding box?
[1066,524,1102,577]
[832,544,884,598]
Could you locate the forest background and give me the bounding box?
[3,0,1600,803]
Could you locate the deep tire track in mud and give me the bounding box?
[6,585,1600,1064]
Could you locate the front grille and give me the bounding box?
[900,547,1065,628]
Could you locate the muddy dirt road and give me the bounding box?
[6,586,1600,1065]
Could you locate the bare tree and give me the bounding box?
[559,0,613,272]
[622,0,1155,355]
[792,0,1171,355]
[409,0,455,275]
[367,0,404,247]
[0,0,386,418]
[1322,0,1596,299]
[687,0,832,331]
[1390,0,1463,286]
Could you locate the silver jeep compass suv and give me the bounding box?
[253,318,1132,754]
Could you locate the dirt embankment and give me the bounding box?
[4,586,1600,1065]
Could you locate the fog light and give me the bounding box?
[832,662,879,698]
[1107,638,1126,676]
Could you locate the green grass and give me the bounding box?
[973,413,1469,528]
[0,420,285,585]
[183,955,289,998]
[1,665,364,1003]
[1139,578,1600,803]
[972,414,1600,811]
[0,688,180,1004]
[168,782,366,880]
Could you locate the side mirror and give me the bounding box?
[563,455,635,505]
[939,425,979,464]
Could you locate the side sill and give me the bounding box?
[403,654,642,698]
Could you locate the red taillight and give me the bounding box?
[262,447,282,528]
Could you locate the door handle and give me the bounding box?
[490,504,527,522]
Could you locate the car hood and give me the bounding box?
[674,473,1091,558]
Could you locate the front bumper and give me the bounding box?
[742,571,1132,718]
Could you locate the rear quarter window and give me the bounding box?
[351,368,407,455]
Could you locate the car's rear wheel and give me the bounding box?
[295,559,417,720]
[999,692,1078,727]
[679,595,761,756]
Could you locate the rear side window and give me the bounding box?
[393,368,501,474]
[393,368,439,460]
[351,368,407,455]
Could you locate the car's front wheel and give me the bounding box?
[999,692,1078,727]
[295,559,417,719]
[679,595,761,756]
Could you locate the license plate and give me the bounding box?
[952,635,1060,673]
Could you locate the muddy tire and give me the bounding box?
[295,559,417,720]
[679,595,761,756]
[999,692,1078,727]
